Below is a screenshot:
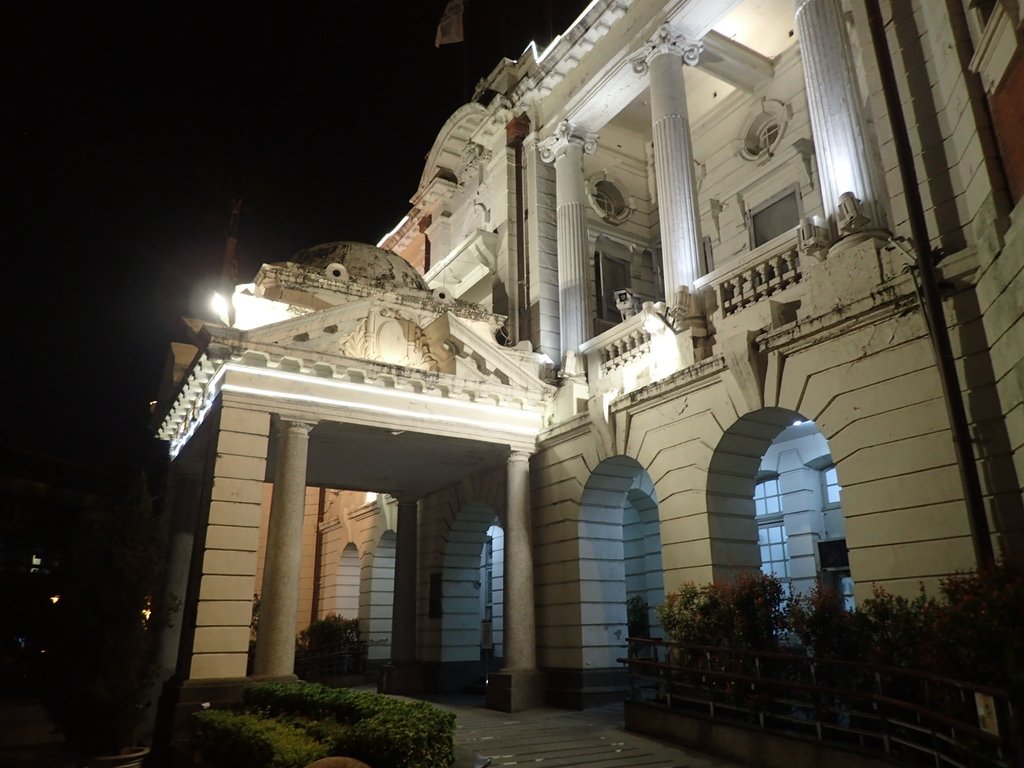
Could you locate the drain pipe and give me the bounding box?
[507,114,532,344]
[864,0,994,570]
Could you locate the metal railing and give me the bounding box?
[620,638,1020,768]
[294,641,368,682]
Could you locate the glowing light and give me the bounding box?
[211,292,232,325]
[49,595,60,604]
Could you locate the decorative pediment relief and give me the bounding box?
[422,313,552,392]
[340,312,440,372]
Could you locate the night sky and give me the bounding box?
[7,1,584,474]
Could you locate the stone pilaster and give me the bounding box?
[633,24,705,308]
[539,120,598,375]
[796,0,886,240]
[252,419,313,677]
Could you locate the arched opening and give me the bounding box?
[708,407,851,602]
[336,543,360,618]
[578,456,663,670]
[363,531,395,662]
[439,503,503,693]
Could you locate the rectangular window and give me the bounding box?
[748,185,802,248]
[759,523,789,580]
[824,466,842,505]
[754,478,781,517]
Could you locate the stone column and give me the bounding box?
[795,0,886,240]
[390,498,419,666]
[539,120,598,374]
[633,24,704,309]
[486,450,543,711]
[252,419,313,677]
[503,451,535,670]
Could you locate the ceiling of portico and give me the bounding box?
[268,420,510,500]
[604,0,797,143]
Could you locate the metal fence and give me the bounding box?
[619,638,1021,768]
[294,641,368,682]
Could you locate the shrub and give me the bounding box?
[197,682,457,768]
[788,582,862,660]
[297,614,361,652]
[930,560,1024,699]
[727,571,788,651]
[657,571,787,650]
[626,595,650,638]
[853,584,939,670]
[193,709,329,768]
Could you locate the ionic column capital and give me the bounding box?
[538,120,598,165]
[631,24,703,74]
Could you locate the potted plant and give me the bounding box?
[44,470,165,767]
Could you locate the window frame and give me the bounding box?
[746,183,804,249]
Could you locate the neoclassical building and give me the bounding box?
[150,0,1023,727]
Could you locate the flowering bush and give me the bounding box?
[788,582,860,660]
[657,560,1023,701]
[929,560,1024,699]
[657,572,787,650]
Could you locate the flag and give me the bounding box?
[435,0,464,47]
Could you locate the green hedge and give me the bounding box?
[193,682,456,768]
[192,710,329,768]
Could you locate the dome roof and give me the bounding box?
[288,241,428,292]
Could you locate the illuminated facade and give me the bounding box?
[150,0,1023,723]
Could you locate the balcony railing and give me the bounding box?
[620,638,1020,768]
[696,230,803,320]
[584,311,653,377]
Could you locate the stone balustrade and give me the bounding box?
[696,230,803,321]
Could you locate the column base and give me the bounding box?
[485,669,546,712]
[377,663,427,696]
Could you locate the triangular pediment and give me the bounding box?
[240,299,379,352]
[216,300,552,394]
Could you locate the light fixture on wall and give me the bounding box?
[836,191,870,234]
[797,215,830,256]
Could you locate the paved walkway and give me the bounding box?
[0,692,745,768]
[0,697,78,768]
[427,693,743,768]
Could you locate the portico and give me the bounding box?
[151,242,555,731]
